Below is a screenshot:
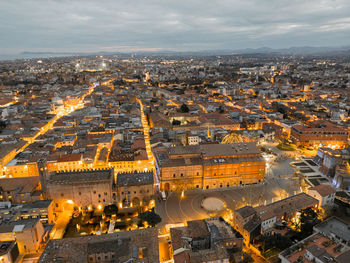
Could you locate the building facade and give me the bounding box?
[291,121,348,147]
[45,168,114,212]
[155,142,265,191]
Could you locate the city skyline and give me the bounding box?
[1,1,350,262]
[1,0,350,56]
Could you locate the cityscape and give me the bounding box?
[1,1,350,263]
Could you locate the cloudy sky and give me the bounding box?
[1,0,350,54]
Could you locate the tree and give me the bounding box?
[103,204,119,217]
[299,207,320,237]
[261,233,292,252]
[172,119,181,126]
[180,103,189,113]
[0,120,6,133]
[138,208,162,227]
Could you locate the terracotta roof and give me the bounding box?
[187,220,209,238]
[308,184,336,197]
[235,206,256,219]
[57,153,82,162]
[255,193,318,221]
[0,176,40,193]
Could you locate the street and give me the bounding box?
[51,210,72,239]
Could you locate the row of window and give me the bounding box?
[262,219,274,226]
[60,191,109,197]
[121,189,150,195]
[172,171,239,177]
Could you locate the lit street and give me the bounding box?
[51,210,73,239]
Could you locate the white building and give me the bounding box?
[308,184,336,207]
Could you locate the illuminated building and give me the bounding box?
[0,177,42,204]
[45,168,114,212]
[233,193,318,244]
[308,184,336,208]
[0,218,46,255]
[254,193,318,234]
[290,121,348,148]
[38,228,159,263]
[0,200,54,224]
[115,171,154,208]
[232,206,260,245]
[155,142,265,192]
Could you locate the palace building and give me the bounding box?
[154,142,265,191]
[290,121,348,148]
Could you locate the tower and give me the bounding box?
[37,158,49,198]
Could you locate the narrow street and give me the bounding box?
[51,210,72,239]
[136,98,155,168]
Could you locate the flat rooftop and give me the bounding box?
[314,217,350,243]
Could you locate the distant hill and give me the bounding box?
[16,45,350,58]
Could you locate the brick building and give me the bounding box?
[155,142,265,191]
[290,121,348,147]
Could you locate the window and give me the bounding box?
[181,173,183,177]
[93,191,96,194]
[98,194,101,198]
[104,192,107,196]
[61,193,64,197]
[79,192,81,195]
[173,174,176,178]
[197,172,199,176]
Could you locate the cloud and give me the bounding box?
[0,0,350,53]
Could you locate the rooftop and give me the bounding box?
[280,233,347,263]
[38,228,159,263]
[314,217,350,243]
[116,171,154,186]
[48,168,113,184]
[308,184,336,197]
[255,193,318,221]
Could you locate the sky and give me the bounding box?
[1,0,350,54]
